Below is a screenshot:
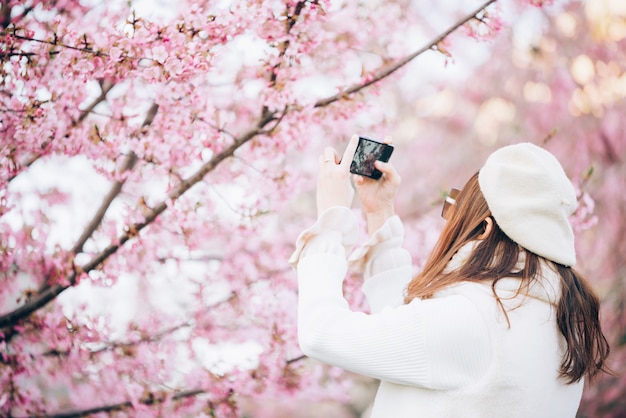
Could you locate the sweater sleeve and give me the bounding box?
[288,206,359,267]
[348,215,413,312]
[348,215,411,278]
[297,253,492,390]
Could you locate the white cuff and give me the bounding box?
[288,206,359,268]
[347,215,407,276]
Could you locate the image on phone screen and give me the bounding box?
[350,136,394,180]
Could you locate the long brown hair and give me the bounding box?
[405,172,610,383]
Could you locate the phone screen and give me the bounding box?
[349,136,394,180]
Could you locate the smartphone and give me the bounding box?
[349,136,394,180]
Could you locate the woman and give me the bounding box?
[289,137,610,417]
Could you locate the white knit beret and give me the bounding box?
[478,142,578,266]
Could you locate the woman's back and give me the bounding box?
[370,271,584,418]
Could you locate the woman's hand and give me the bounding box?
[354,154,401,236]
[316,135,359,216]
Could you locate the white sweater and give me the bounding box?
[289,207,583,418]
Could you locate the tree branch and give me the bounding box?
[313,0,498,108]
[43,320,192,358]
[78,80,117,125]
[35,102,153,297]
[35,150,134,295]
[286,354,306,364]
[0,1,10,31]
[38,388,207,418]
[260,1,306,119]
[6,81,115,184]
[9,33,103,57]
[0,50,38,59]
[38,350,316,418]
[40,293,237,359]
[73,152,137,254]
[71,99,154,254]
[41,351,304,417]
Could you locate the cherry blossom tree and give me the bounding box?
[1,0,622,416]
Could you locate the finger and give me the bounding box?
[374,160,401,184]
[383,135,393,144]
[319,149,332,169]
[323,147,337,164]
[318,153,326,168]
[339,135,359,169]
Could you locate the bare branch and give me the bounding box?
[38,388,207,418]
[260,1,306,118]
[286,354,306,364]
[0,1,10,31]
[156,254,224,263]
[73,152,137,254]
[10,33,103,57]
[41,349,299,417]
[1,1,36,31]
[41,294,237,359]
[43,320,192,358]
[34,151,135,296]
[313,0,498,108]
[0,50,38,59]
[540,128,558,145]
[77,80,116,124]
